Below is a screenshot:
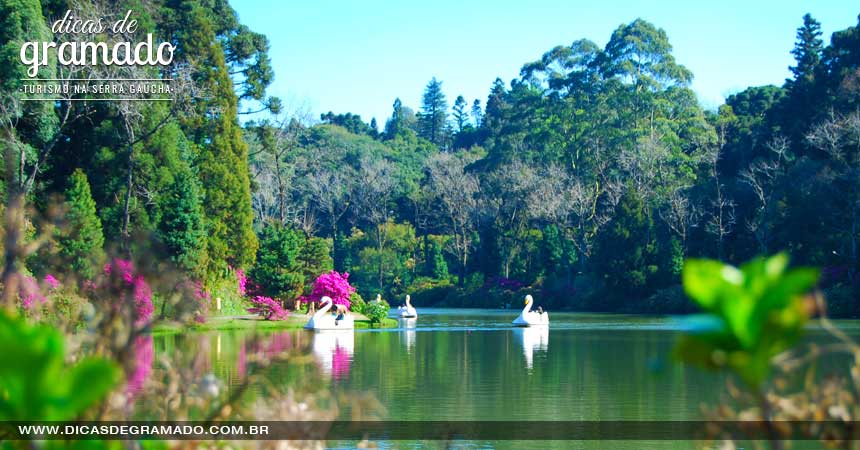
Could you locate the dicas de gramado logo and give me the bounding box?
[18,9,176,100]
[20,10,175,77]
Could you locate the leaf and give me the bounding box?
[682,259,732,309]
[61,359,121,418]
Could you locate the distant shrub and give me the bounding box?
[349,291,366,313]
[248,296,289,320]
[364,298,390,324]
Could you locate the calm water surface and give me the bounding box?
[144,308,849,449]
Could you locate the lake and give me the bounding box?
[142,308,847,449]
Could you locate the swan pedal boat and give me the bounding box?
[305,296,355,331]
[398,294,418,318]
[512,294,549,327]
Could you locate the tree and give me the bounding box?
[452,95,469,133]
[471,99,483,128]
[425,152,481,285]
[789,14,823,84]
[384,98,417,139]
[157,167,206,275]
[177,3,258,271]
[593,189,657,301]
[739,136,791,254]
[250,225,306,301]
[418,77,449,146]
[58,169,105,280]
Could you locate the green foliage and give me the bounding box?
[418,77,449,146]
[674,254,819,387]
[425,236,449,279]
[157,167,206,275]
[349,291,366,314]
[593,190,657,300]
[58,170,105,280]
[251,225,333,300]
[178,2,258,271]
[363,298,391,324]
[0,312,120,421]
[251,225,306,300]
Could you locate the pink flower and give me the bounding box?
[247,296,289,320]
[103,259,154,326]
[235,268,248,296]
[19,275,46,309]
[43,274,60,290]
[306,271,356,309]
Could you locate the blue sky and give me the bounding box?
[231,0,858,126]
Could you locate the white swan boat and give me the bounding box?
[398,294,418,318]
[305,296,354,330]
[512,295,549,327]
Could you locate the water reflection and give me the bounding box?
[399,317,417,353]
[126,335,154,399]
[513,326,548,369]
[311,330,354,380]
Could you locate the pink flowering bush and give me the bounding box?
[43,274,60,290]
[306,271,356,310]
[248,295,289,320]
[18,275,47,309]
[235,268,248,296]
[103,259,154,326]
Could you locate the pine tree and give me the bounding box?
[418,77,448,145]
[178,4,258,272]
[384,98,405,138]
[59,169,105,280]
[452,95,469,132]
[471,99,483,128]
[789,14,823,83]
[157,168,206,275]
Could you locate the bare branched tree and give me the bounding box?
[739,136,791,253]
[425,153,481,285]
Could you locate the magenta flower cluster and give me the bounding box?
[43,274,60,290]
[104,259,154,325]
[235,268,248,296]
[18,275,47,309]
[247,295,289,321]
[307,271,355,310]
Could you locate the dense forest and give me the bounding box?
[3,0,860,315]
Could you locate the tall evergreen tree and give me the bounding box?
[177,4,258,272]
[789,14,824,83]
[59,170,105,280]
[471,99,483,128]
[452,95,469,132]
[418,77,449,146]
[157,168,206,275]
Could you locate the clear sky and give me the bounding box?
[231,0,858,126]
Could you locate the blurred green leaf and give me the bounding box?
[675,253,818,388]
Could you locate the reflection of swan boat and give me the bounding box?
[312,330,354,379]
[398,295,418,318]
[512,295,549,327]
[514,326,549,369]
[399,317,416,352]
[305,296,354,330]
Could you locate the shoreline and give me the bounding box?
[150,314,399,335]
